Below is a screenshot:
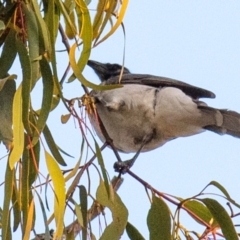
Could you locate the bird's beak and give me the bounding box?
[87,60,106,72]
[87,60,109,82]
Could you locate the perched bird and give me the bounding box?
[87,60,240,162]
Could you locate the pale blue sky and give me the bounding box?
[1,1,240,239]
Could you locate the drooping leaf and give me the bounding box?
[147,195,171,240]
[0,78,15,149]
[31,0,51,57]
[2,162,14,240]
[35,191,52,240]
[201,198,238,240]
[32,57,54,146]
[43,124,67,166]
[206,181,240,208]
[64,0,77,39]
[126,222,145,240]
[94,0,129,46]
[45,151,66,238]
[44,0,60,48]
[0,29,17,77]
[95,141,110,197]
[9,84,24,169]
[16,38,32,135]
[80,185,88,240]
[23,2,40,87]
[21,142,32,234]
[183,199,218,227]
[23,199,35,240]
[12,175,21,232]
[92,0,105,40]
[96,179,128,240]
[65,158,81,182]
[93,0,118,45]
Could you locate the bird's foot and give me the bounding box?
[113,159,135,174]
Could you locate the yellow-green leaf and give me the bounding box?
[69,43,122,91]
[9,84,24,169]
[45,151,66,238]
[65,159,81,182]
[94,0,129,46]
[61,113,71,123]
[64,0,77,39]
[23,199,34,240]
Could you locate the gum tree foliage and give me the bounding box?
[0,0,239,239]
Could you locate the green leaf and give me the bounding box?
[0,78,15,149]
[126,222,145,240]
[0,29,17,77]
[43,124,67,166]
[80,185,88,240]
[31,0,51,55]
[22,143,32,234]
[23,2,40,87]
[75,203,84,230]
[12,176,21,232]
[44,0,59,49]
[147,195,171,240]
[183,199,218,227]
[96,179,128,240]
[201,198,238,240]
[16,38,32,135]
[2,162,14,240]
[95,141,110,197]
[35,191,52,240]
[207,181,240,208]
[32,57,54,146]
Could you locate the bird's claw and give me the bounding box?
[113,159,133,174]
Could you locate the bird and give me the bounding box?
[86,60,240,170]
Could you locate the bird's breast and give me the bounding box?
[88,84,204,153]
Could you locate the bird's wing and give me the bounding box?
[105,74,215,99]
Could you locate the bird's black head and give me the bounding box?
[87,60,131,82]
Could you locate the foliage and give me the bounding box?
[0,0,239,239]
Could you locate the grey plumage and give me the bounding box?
[87,60,240,153]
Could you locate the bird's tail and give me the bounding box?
[199,105,240,138]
